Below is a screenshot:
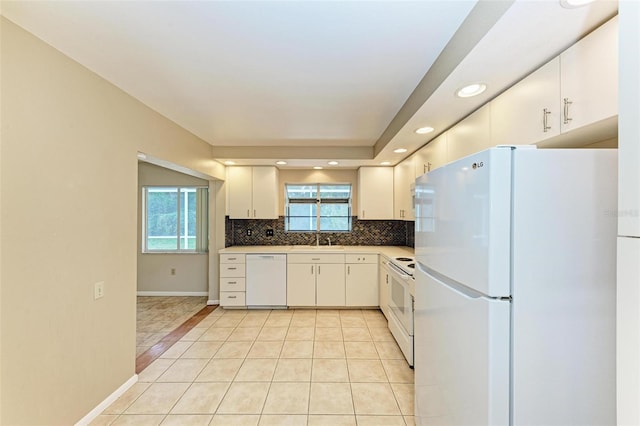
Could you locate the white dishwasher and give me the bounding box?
[245,254,287,307]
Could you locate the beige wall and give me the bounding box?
[278,169,359,216]
[0,18,223,425]
[137,163,209,294]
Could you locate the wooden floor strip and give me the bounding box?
[135,304,218,374]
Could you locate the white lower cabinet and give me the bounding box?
[219,254,246,307]
[287,254,345,307]
[379,256,390,319]
[345,254,378,306]
[316,264,346,306]
[287,263,316,306]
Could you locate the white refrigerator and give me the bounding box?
[414,146,617,425]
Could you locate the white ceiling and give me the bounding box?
[2,0,618,169]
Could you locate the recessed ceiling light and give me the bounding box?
[328,161,339,166]
[393,148,408,154]
[560,0,594,8]
[380,161,391,166]
[313,166,323,170]
[415,126,434,135]
[224,161,236,165]
[456,83,487,98]
[276,161,287,165]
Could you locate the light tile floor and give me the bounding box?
[96,308,414,425]
[137,296,208,356]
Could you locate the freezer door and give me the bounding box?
[414,266,510,426]
[415,148,512,297]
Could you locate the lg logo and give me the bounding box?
[472,161,484,170]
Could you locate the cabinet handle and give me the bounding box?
[318,266,321,274]
[311,265,314,274]
[228,295,237,299]
[228,267,237,270]
[247,209,250,217]
[543,108,551,132]
[228,257,237,260]
[253,209,256,217]
[347,265,351,274]
[228,281,237,284]
[563,98,573,125]
[311,258,320,261]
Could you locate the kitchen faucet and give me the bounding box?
[326,237,332,246]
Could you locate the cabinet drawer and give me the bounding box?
[220,254,246,264]
[220,291,245,306]
[220,277,246,292]
[220,264,245,277]
[345,254,378,264]
[288,253,345,264]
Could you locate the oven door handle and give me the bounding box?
[385,261,412,281]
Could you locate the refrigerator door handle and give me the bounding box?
[418,263,489,300]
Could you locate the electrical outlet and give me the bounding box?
[266,229,274,237]
[94,281,104,300]
[247,229,252,236]
[171,268,176,275]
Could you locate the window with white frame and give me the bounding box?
[285,183,352,232]
[142,186,208,252]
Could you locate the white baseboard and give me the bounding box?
[75,374,138,426]
[136,291,208,297]
[207,299,220,305]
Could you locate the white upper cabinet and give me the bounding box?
[227,166,279,219]
[491,58,561,146]
[414,132,448,177]
[394,156,415,221]
[490,16,618,147]
[358,167,394,220]
[560,16,618,133]
[447,104,492,163]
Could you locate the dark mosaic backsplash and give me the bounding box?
[226,216,414,248]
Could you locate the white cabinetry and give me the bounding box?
[379,256,390,319]
[286,263,316,306]
[345,254,378,306]
[560,16,618,133]
[358,167,394,220]
[414,132,448,177]
[491,58,560,146]
[219,254,246,306]
[287,254,345,307]
[227,166,279,219]
[491,16,618,147]
[447,104,492,163]
[394,158,415,221]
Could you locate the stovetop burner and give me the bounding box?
[395,257,413,262]
[407,263,415,269]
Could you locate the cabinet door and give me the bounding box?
[227,167,252,219]
[491,58,560,146]
[378,261,389,319]
[316,263,346,306]
[394,158,414,221]
[358,167,394,220]
[287,263,316,306]
[560,16,618,132]
[447,104,492,163]
[252,166,279,219]
[345,263,378,306]
[414,133,448,177]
